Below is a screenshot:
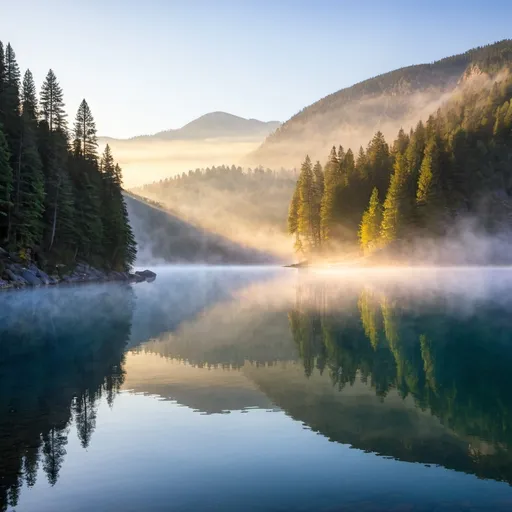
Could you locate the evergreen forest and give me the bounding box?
[288,65,512,261]
[0,41,136,271]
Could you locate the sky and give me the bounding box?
[1,0,511,138]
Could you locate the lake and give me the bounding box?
[2,266,512,511]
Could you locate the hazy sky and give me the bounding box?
[1,0,511,138]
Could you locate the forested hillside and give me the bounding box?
[288,67,512,263]
[0,40,136,272]
[131,165,297,258]
[124,192,277,264]
[252,40,512,167]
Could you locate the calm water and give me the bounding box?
[3,266,512,511]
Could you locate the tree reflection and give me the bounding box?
[0,284,133,511]
[288,276,512,484]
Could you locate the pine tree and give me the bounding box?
[40,69,66,132]
[312,161,324,246]
[320,146,339,242]
[39,125,75,254]
[10,70,45,248]
[416,137,445,230]
[1,43,21,208]
[0,127,13,242]
[288,181,301,252]
[69,101,104,263]
[297,155,316,253]
[366,131,392,200]
[0,42,5,122]
[358,187,382,255]
[73,99,97,160]
[380,154,412,244]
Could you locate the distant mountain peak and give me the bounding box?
[102,112,281,142]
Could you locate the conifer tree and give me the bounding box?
[1,43,21,173]
[71,101,103,262]
[288,184,302,253]
[297,155,316,252]
[0,42,5,121]
[320,146,339,242]
[73,99,97,160]
[366,131,392,200]
[380,154,412,244]
[416,137,445,229]
[40,69,66,132]
[11,70,45,247]
[312,161,324,246]
[0,127,13,242]
[359,187,382,255]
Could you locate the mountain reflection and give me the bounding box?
[3,269,512,511]
[0,285,133,511]
[286,270,512,485]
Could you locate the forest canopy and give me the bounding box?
[288,66,512,263]
[0,40,136,271]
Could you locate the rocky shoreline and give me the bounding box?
[0,247,156,290]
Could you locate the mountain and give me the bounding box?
[249,39,512,167]
[99,113,281,187]
[102,112,281,142]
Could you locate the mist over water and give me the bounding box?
[3,267,512,510]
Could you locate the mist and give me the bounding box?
[99,135,268,188]
[248,68,504,169]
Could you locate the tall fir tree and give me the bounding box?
[71,100,103,262]
[297,155,317,252]
[0,127,13,242]
[288,181,302,253]
[40,69,66,132]
[11,70,45,248]
[320,146,339,242]
[312,161,324,247]
[416,137,444,219]
[0,42,5,123]
[358,187,382,255]
[73,99,97,160]
[380,153,412,244]
[1,43,21,151]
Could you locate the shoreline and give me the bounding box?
[0,248,156,291]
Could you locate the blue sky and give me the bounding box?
[1,0,511,137]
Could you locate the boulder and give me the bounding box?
[130,273,145,283]
[4,269,28,285]
[135,269,157,283]
[20,269,42,286]
[34,269,51,285]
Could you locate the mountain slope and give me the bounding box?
[124,192,279,265]
[249,39,512,167]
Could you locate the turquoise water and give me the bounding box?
[2,267,512,511]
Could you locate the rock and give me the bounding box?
[130,273,145,283]
[35,269,51,285]
[4,269,28,285]
[20,269,42,286]
[0,279,11,289]
[135,269,157,283]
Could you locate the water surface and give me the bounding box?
[2,266,512,511]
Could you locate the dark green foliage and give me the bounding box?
[0,128,13,241]
[0,40,136,270]
[99,146,136,270]
[39,69,66,132]
[10,70,45,247]
[73,99,97,160]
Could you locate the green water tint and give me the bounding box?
[2,267,512,511]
